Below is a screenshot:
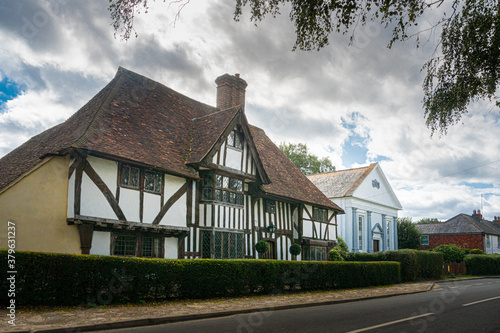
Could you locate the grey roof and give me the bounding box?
[307,163,377,198]
[416,214,500,236]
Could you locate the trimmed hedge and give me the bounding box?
[0,250,400,307]
[343,250,443,281]
[432,244,465,263]
[464,254,500,275]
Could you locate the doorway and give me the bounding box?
[373,240,380,252]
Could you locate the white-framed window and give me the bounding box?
[486,235,491,247]
[387,221,391,249]
[358,215,364,251]
[497,236,500,249]
[421,235,429,246]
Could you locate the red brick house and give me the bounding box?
[416,210,500,254]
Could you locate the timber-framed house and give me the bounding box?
[0,67,344,261]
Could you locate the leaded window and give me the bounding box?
[227,129,243,150]
[310,246,327,261]
[114,234,136,256]
[265,200,276,214]
[120,165,140,189]
[201,230,244,259]
[113,233,163,258]
[144,170,162,194]
[120,163,163,195]
[313,207,328,222]
[201,172,244,206]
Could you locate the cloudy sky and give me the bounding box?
[1,0,499,221]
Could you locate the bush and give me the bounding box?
[335,236,349,256]
[432,245,465,263]
[465,254,500,275]
[329,248,344,261]
[463,248,484,255]
[255,241,270,254]
[343,249,443,281]
[289,243,302,256]
[0,250,400,307]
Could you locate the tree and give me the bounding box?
[416,218,441,224]
[109,0,500,134]
[397,217,422,249]
[278,142,335,175]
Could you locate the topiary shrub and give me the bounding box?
[432,244,465,263]
[255,240,270,254]
[329,248,345,261]
[335,236,349,256]
[289,243,302,256]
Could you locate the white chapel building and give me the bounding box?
[308,163,402,252]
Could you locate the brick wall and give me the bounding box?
[419,233,484,250]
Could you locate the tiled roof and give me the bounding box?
[416,214,500,236]
[250,126,343,212]
[0,67,342,213]
[307,163,377,198]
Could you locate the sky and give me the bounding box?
[0,0,499,221]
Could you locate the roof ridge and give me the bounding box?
[345,162,377,195]
[191,106,239,121]
[309,162,377,177]
[72,69,123,148]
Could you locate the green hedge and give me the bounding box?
[0,250,400,307]
[464,254,500,275]
[343,250,443,281]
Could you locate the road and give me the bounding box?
[101,278,500,333]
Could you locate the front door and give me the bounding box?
[373,240,380,252]
[261,241,276,259]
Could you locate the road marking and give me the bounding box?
[462,296,500,307]
[346,313,434,333]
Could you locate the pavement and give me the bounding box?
[0,280,443,333]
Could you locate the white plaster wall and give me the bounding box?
[88,157,118,192]
[164,237,178,259]
[143,192,161,223]
[80,157,119,220]
[303,220,313,238]
[67,169,75,218]
[159,174,186,227]
[353,167,401,210]
[80,173,118,220]
[226,147,242,170]
[90,231,111,255]
[120,188,140,222]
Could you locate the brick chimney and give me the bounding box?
[493,216,500,223]
[472,209,483,220]
[215,73,247,111]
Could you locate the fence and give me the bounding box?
[442,262,467,276]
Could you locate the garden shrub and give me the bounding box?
[432,244,465,263]
[343,249,443,281]
[289,243,302,256]
[0,250,400,307]
[255,241,270,254]
[463,248,484,255]
[465,254,500,275]
[328,248,344,261]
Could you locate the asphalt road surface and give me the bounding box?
[102,278,500,333]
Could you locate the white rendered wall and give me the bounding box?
[120,188,140,222]
[159,174,186,227]
[67,168,75,218]
[90,231,111,255]
[164,237,178,259]
[80,157,119,220]
[226,147,242,170]
[143,192,161,223]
